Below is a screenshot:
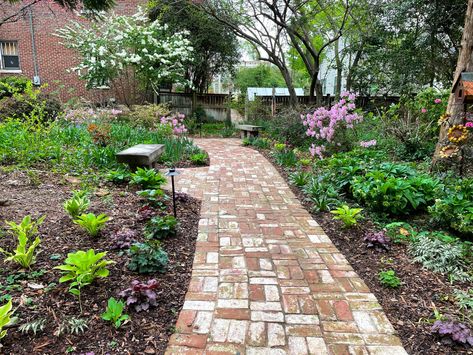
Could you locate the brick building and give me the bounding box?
[0,0,145,102]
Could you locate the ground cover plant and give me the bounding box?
[0,168,201,354]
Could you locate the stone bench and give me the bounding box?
[237,124,263,139]
[116,144,164,170]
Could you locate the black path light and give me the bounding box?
[165,168,180,218]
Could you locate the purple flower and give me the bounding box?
[421,108,427,113]
[360,140,377,148]
[465,122,473,128]
[434,98,442,104]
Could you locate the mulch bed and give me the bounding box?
[257,148,473,355]
[0,169,200,354]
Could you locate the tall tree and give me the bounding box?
[149,0,239,94]
[432,0,473,174]
[1,0,115,26]
[194,0,300,106]
[350,0,466,95]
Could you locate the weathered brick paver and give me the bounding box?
[165,139,407,355]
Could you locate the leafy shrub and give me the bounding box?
[381,88,448,161]
[106,169,131,184]
[429,178,473,235]
[384,222,416,243]
[0,215,44,268]
[330,205,363,228]
[130,167,167,190]
[55,249,114,297]
[289,171,311,187]
[250,137,271,150]
[101,297,129,329]
[0,76,30,99]
[126,104,171,129]
[0,299,13,340]
[0,82,62,123]
[431,320,473,346]
[378,270,401,288]
[137,189,166,208]
[266,108,308,147]
[274,143,286,152]
[351,165,442,215]
[364,231,390,251]
[64,192,90,219]
[128,242,168,274]
[145,215,178,240]
[73,213,110,237]
[409,232,471,281]
[119,279,158,312]
[190,152,208,166]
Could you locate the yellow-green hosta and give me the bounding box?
[0,299,13,340]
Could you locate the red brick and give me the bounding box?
[334,300,353,321]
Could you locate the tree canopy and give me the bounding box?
[149,0,239,94]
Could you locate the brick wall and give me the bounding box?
[0,0,146,103]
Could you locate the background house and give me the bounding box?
[0,0,145,103]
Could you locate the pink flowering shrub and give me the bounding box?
[360,139,377,148]
[302,92,363,159]
[160,113,187,135]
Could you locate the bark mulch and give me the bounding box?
[0,169,200,355]
[258,148,473,355]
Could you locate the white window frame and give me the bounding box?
[0,40,21,73]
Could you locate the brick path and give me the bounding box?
[166,139,407,355]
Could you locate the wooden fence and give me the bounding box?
[157,92,231,121]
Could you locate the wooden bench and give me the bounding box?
[237,124,263,139]
[116,144,164,170]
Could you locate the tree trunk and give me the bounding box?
[346,47,363,92]
[432,0,473,174]
[334,39,343,100]
[280,66,298,108]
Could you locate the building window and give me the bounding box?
[0,41,20,70]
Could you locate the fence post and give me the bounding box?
[227,91,232,125]
[272,87,276,116]
[191,92,197,113]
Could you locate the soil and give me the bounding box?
[258,148,473,355]
[0,169,201,355]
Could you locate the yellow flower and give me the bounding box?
[438,113,451,126]
[439,145,460,158]
[447,125,469,144]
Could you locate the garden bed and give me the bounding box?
[258,147,472,355]
[0,169,200,354]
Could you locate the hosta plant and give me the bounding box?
[128,242,168,274]
[431,320,473,346]
[130,167,166,190]
[64,193,90,219]
[0,299,13,340]
[101,297,129,329]
[378,270,401,288]
[330,205,363,228]
[55,249,114,310]
[106,169,131,184]
[145,215,178,239]
[119,279,158,312]
[0,215,44,268]
[73,213,110,237]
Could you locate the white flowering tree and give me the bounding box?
[56,8,193,102]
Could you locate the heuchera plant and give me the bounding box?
[302,92,362,159]
[364,231,390,251]
[431,320,473,346]
[119,279,158,312]
[111,229,137,250]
